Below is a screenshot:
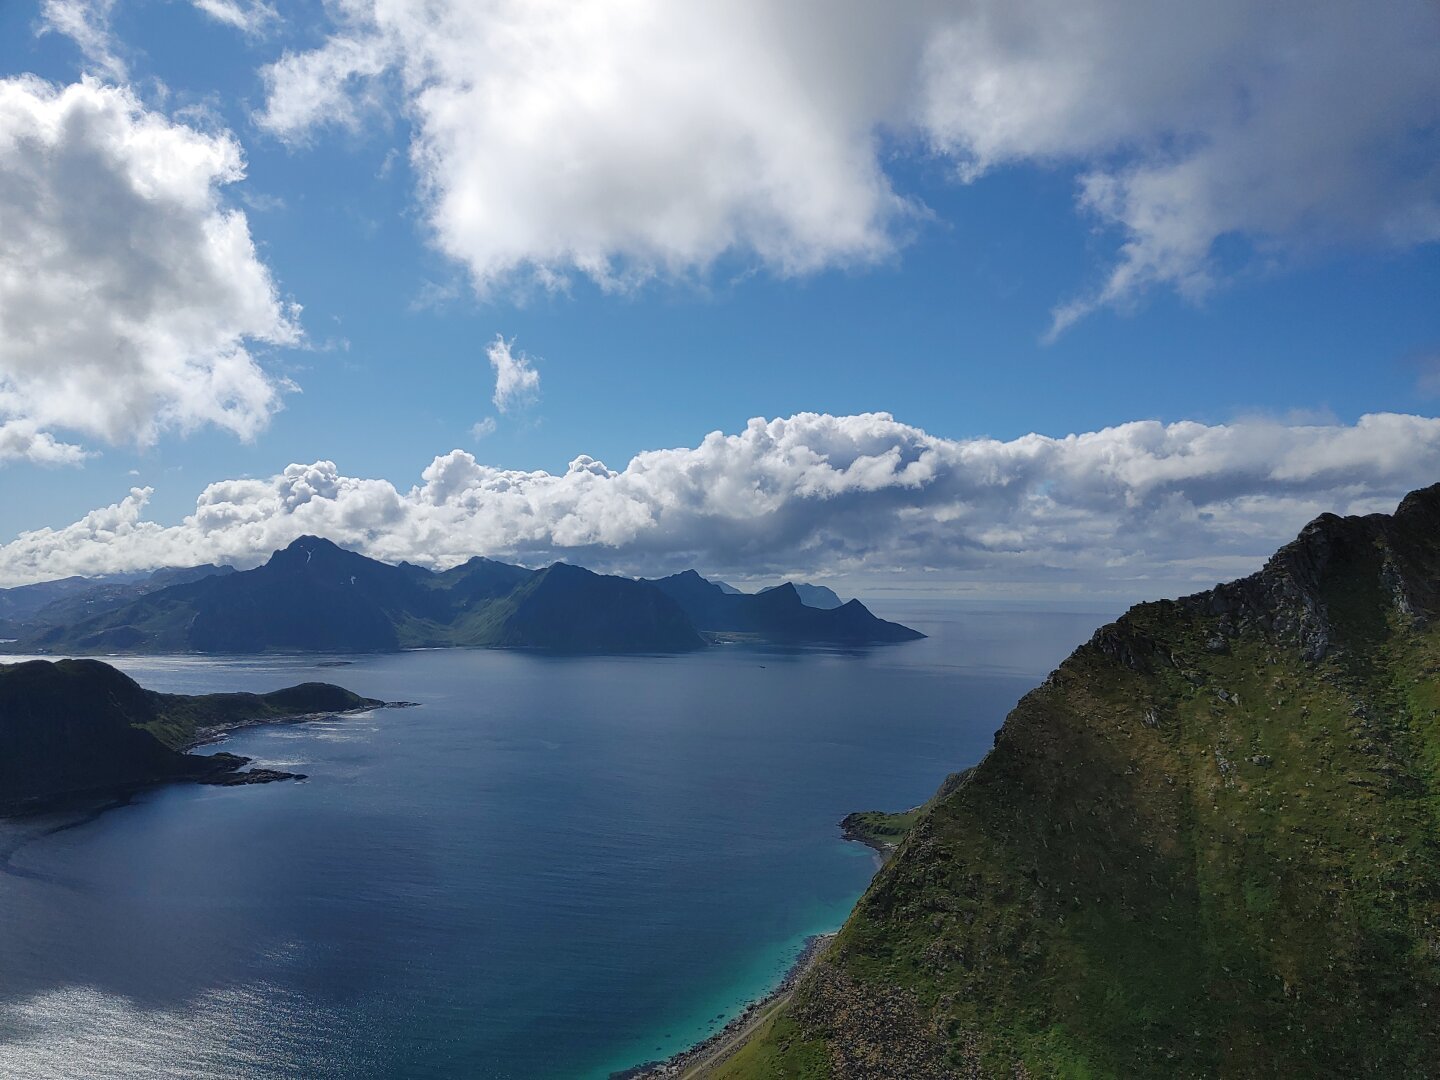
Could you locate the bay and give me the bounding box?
[0,603,1111,1079]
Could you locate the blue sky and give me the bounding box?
[0,0,1437,595]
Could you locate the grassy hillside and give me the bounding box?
[724,485,1440,1078]
[144,682,383,748]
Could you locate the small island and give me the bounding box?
[0,657,387,815]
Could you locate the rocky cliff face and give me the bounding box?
[723,484,1440,1079]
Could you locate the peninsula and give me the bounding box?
[0,658,384,815]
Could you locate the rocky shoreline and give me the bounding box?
[179,700,416,752]
[180,700,417,787]
[838,813,901,859]
[615,931,836,1079]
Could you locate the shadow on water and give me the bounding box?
[0,799,132,890]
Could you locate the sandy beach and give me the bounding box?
[616,931,836,1080]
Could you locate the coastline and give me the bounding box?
[615,931,836,1080]
[179,700,415,751]
[0,702,414,823]
[838,820,899,861]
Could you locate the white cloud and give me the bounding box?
[188,0,277,35]
[0,77,299,463]
[40,0,277,71]
[486,335,540,412]
[258,1,1440,323]
[0,421,87,467]
[3,412,1439,596]
[37,0,126,81]
[471,417,497,440]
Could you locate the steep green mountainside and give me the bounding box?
[648,572,922,644]
[0,659,379,812]
[725,484,1440,1079]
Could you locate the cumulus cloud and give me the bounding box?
[470,417,497,440]
[4,412,1439,596]
[258,1,1440,322]
[0,77,299,463]
[487,336,540,412]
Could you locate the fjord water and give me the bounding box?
[0,604,1109,1079]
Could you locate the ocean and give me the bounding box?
[0,603,1112,1079]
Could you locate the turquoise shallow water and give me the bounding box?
[0,604,1109,1079]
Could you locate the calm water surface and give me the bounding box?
[0,604,1112,1079]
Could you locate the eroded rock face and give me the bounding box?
[1182,482,1440,660]
[792,962,968,1080]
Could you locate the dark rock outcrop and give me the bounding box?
[0,659,375,813]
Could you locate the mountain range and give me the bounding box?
[1,537,920,654]
[761,582,845,609]
[720,483,1440,1077]
[645,570,918,644]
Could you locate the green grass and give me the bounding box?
[709,1013,831,1080]
[141,683,379,748]
[841,808,923,847]
[729,510,1440,1077]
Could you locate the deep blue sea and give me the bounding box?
[0,603,1112,1079]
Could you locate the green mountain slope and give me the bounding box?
[725,484,1440,1079]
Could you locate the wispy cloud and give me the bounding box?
[486,336,540,413]
[188,0,277,35]
[37,0,126,81]
[39,0,280,79]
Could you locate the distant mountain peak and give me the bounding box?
[759,580,846,609]
[280,535,343,555]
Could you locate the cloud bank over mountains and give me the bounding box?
[4,412,1439,595]
[260,0,1440,325]
[0,76,298,464]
